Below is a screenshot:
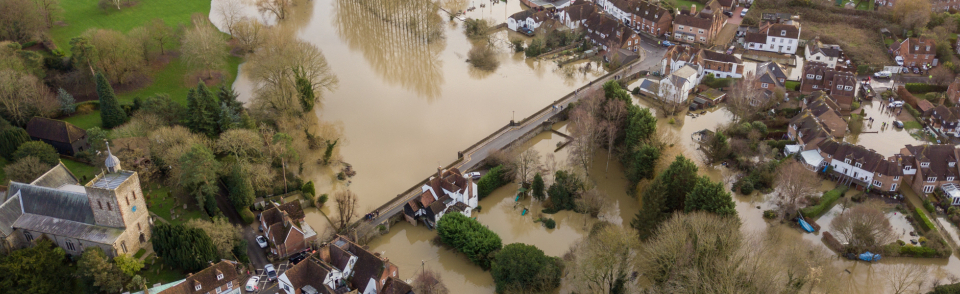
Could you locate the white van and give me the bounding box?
[888,101,904,108]
[873,71,892,78]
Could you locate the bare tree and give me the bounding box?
[181,19,227,80]
[147,19,173,55]
[931,67,954,86]
[185,217,242,258]
[216,0,243,35]
[3,156,52,183]
[726,73,776,123]
[575,187,606,218]
[231,18,266,54]
[32,0,62,27]
[885,264,928,294]
[248,32,339,116]
[412,269,450,294]
[568,94,602,177]
[602,98,626,172]
[568,223,639,293]
[776,161,821,219]
[892,0,932,32]
[830,205,896,252]
[256,0,290,21]
[216,129,264,161]
[84,28,143,84]
[334,190,359,233]
[511,148,541,188]
[0,0,47,43]
[0,69,56,126]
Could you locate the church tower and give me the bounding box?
[84,142,148,230]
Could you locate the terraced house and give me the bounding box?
[279,235,407,294]
[158,260,241,294]
[799,61,857,110]
[582,13,642,51]
[259,201,317,257]
[557,1,597,30]
[902,145,960,195]
[671,4,726,44]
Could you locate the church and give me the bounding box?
[0,143,152,257]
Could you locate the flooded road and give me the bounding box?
[212,0,960,291]
[845,100,925,157]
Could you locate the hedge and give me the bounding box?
[478,165,507,199]
[822,231,844,252]
[916,207,936,232]
[800,187,848,218]
[905,83,948,94]
[239,208,255,224]
[900,244,938,257]
[436,212,502,269]
[765,139,796,152]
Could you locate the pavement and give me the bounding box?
[359,36,667,227]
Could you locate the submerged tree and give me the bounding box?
[830,204,896,252]
[334,190,359,233]
[248,32,338,117]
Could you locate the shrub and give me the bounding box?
[905,83,948,94]
[764,139,796,152]
[0,127,30,160]
[762,210,777,219]
[239,208,255,224]
[738,180,754,195]
[468,45,500,71]
[542,218,556,229]
[632,87,641,95]
[13,141,59,166]
[800,187,847,218]
[491,243,562,293]
[436,212,502,269]
[510,39,524,52]
[924,199,936,214]
[916,207,936,231]
[318,194,329,206]
[478,165,506,199]
[899,244,937,257]
[904,103,921,119]
[301,181,316,197]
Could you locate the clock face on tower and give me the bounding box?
[132,206,137,212]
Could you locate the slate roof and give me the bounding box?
[509,10,534,22]
[760,23,800,39]
[348,243,386,293]
[701,50,741,64]
[8,182,95,224]
[806,37,841,58]
[905,144,959,180]
[560,3,596,23]
[329,242,356,271]
[674,14,712,29]
[875,159,904,177]
[926,105,960,123]
[283,257,334,294]
[29,162,80,189]
[833,143,885,172]
[634,1,669,22]
[158,260,239,294]
[278,202,305,220]
[26,117,87,144]
[756,62,787,81]
[744,32,767,43]
[0,195,22,236]
[13,213,124,244]
[381,277,414,294]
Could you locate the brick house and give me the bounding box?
[799,61,857,110]
[901,144,960,195]
[892,37,936,67]
[799,92,847,138]
[924,105,960,137]
[260,202,317,257]
[557,2,597,30]
[158,260,241,294]
[583,13,643,52]
[745,21,802,54]
[701,50,743,78]
[753,61,787,104]
[671,4,727,44]
[630,1,672,37]
[25,117,91,156]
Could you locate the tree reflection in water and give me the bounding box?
[333,0,446,101]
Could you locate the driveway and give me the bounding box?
[213,186,270,270]
[243,261,290,294]
[728,7,745,25]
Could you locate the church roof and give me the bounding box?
[13,213,124,244]
[0,195,22,236]
[8,182,95,224]
[30,162,80,188]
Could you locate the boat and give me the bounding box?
[858,252,881,262]
[798,218,814,233]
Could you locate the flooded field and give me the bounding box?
[212,0,960,291]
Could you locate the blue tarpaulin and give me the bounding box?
[859,252,881,262]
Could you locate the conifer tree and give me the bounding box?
[185,83,220,137]
[0,128,30,160]
[96,72,127,128]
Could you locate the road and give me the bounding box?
[213,186,270,272]
[361,37,667,227]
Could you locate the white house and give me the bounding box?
[507,10,549,32]
[278,259,344,294]
[406,168,479,227]
[557,3,597,30]
[658,65,699,104]
[745,21,801,54]
[804,36,843,69]
[660,45,705,77]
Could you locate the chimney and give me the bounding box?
[282,211,290,228]
[691,4,696,14]
[437,166,443,179]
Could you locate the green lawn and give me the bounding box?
[145,184,207,226]
[784,81,801,91]
[138,255,186,285]
[60,157,100,184]
[50,0,211,48]
[63,110,102,130]
[903,121,923,129]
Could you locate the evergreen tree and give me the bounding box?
[179,144,220,216]
[631,155,700,240]
[217,85,242,112]
[628,144,660,182]
[531,173,545,201]
[0,237,70,294]
[218,103,240,132]
[491,243,562,293]
[13,141,59,166]
[150,223,219,272]
[56,88,76,115]
[624,106,656,146]
[295,74,315,112]
[322,139,337,165]
[226,164,255,210]
[0,127,30,160]
[96,72,127,128]
[685,176,737,217]
[185,83,221,137]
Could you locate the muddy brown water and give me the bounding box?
[212,0,960,291]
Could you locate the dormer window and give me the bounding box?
[807,74,814,79]
[855,162,862,168]
[195,283,202,291]
[836,85,842,90]
[951,162,957,167]
[949,176,956,181]
[915,45,920,51]
[926,45,931,51]
[927,177,937,182]
[921,162,930,168]
[217,273,224,280]
[844,86,853,91]
[816,75,822,80]
[844,159,851,164]
[781,30,786,36]
[905,165,912,170]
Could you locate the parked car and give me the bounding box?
[465,172,481,180]
[889,101,904,108]
[913,67,920,74]
[520,27,534,36]
[893,120,904,128]
[256,236,268,248]
[264,264,278,282]
[661,41,674,47]
[895,56,904,66]
[245,276,260,292]
[726,46,735,54]
[873,71,892,78]
[741,8,749,17]
[289,250,312,265]
[723,11,733,17]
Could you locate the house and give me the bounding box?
[947,77,960,104]
[692,88,726,109]
[671,4,727,44]
[25,117,91,156]
[280,235,410,294]
[818,140,901,191]
[659,65,699,103]
[557,2,597,30]
[404,167,478,227]
[326,235,399,294]
[380,277,415,294]
[507,10,551,32]
[804,36,844,69]
[660,45,703,76]
[714,0,736,11]
[582,13,643,51]
[259,201,317,257]
[157,260,241,294]
[630,0,673,37]
[933,0,960,11]
[799,61,857,109]
[795,91,847,138]
[598,0,634,25]
[901,144,960,195]
[892,37,936,67]
[0,143,151,257]
[745,21,801,54]
[279,256,345,294]
[753,61,788,104]
[701,50,743,78]
[924,105,960,137]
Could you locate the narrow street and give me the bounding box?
[213,185,269,271]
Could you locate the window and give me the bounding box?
[107,203,112,211]
[844,159,851,164]
[807,74,814,79]
[924,185,935,193]
[836,85,842,90]
[24,231,33,242]
[921,162,930,167]
[132,191,136,200]
[890,183,898,191]
[927,177,937,182]
[217,273,224,280]
[120,241,127,253]
[227,281,233,289]
[816,56,821,61]
[894,176,900,181]
[781,30,786,36]
[66,240,75,251]
[813,85,818,89]
[949,176,956,181]
[816,75,822,80]
[951,162,957,167]
[216,286,222,294]
[698,29,704,34]
[126,196,130,206]
[195,284,202,291]
[873,180,882,187]
[844,86,853,91]
[855,162,862,168]
[678,25,684,30]
[761,83,768,88]
[98,201,103,210]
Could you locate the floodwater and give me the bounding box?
[211,0,960,292]
[845,100,926,157]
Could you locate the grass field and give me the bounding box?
[50,0,211,49]
[50,0,242,129]
[903,121,923,129]
[61,157,100,184]
[145,184,207,225]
